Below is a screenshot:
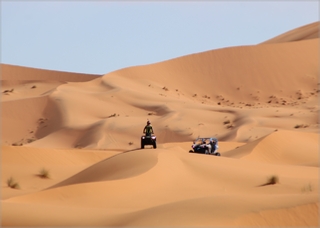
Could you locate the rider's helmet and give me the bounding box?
[147,120,150,125]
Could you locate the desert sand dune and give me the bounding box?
[1,145,118,199]
[4,37,316,149]
[241,130,319,166]
[224,130,319,166]
[1,63,100,81]
[261,21,319,44]
[1,21,319,227]
[1,64,100,146]
[2,144,318,226]
[47,148,159,188]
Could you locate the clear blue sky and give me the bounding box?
[1,1,319,75]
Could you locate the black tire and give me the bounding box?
[215,152,221,156]
[189,150,194,153]
[141,140,144,149]
[153,141,157,149]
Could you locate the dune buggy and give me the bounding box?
[189,137,220,156]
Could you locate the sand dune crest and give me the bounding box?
[261,21,319,44]
[47,149,159,189]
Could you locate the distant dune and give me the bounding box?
[1,21,319,227]
[261,21,319,44]
[1,63,101,81]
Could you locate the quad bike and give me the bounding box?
[141,135,157,149]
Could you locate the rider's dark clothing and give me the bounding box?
[143,124,154,136]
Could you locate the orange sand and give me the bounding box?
[1,21,319,227]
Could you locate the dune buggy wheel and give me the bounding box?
[141,140,144,149]
[153,141,157,149]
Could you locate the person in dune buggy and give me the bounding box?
[208,138,219,154]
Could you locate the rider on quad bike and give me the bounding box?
[141,120,157,149]
[143,120,154,136]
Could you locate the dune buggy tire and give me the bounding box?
[153,141,157,149]
[141,140,144,149]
